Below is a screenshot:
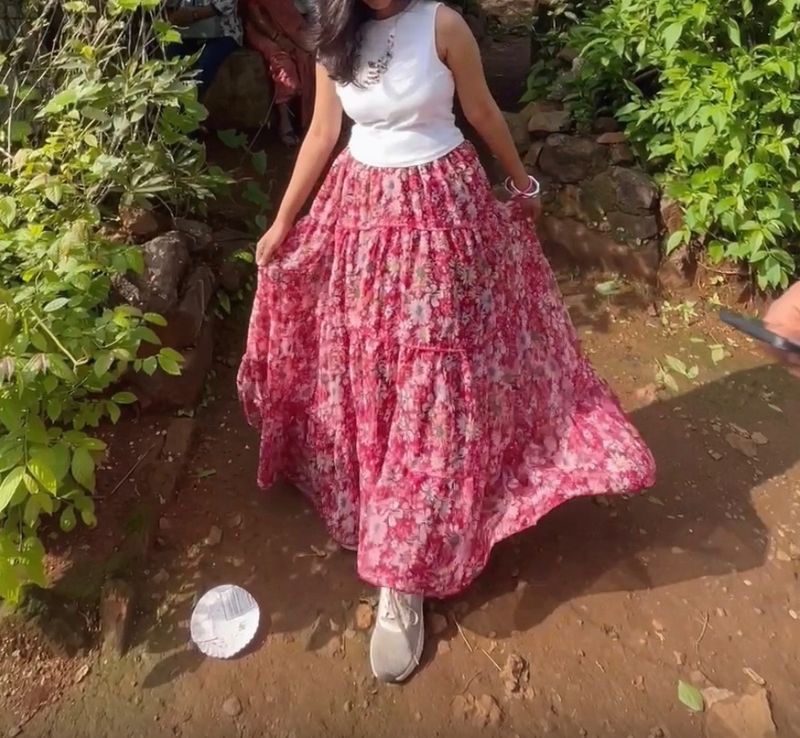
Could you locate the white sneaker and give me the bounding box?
[369,587,425,683]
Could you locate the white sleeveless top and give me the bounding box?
[335,1,465,168]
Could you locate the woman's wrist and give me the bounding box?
[510,170,530,193]
[273,212,294,230]
[504,174,541,199]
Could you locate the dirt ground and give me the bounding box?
[3,26,800,738]
[5,270,799,738]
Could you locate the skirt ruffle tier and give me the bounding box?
[238,143,656,597]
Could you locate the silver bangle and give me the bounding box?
[504,175,541,199]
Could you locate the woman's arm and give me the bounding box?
[437,7,530,194]
[256,63,343,264]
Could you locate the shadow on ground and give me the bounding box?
[130,357,795,688]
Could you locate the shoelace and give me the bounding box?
[379,589,420,628]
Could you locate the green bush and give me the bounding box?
[0,0,224,602]
[526,0,800,290]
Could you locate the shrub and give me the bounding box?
[0,0,224,602]
[526,0,800,290]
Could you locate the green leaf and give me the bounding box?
[693,127,715,158]
[0,196,17,228]
[595,280,621,296]
[23,495,42,528]
[45,182,64,205]
[42,88,79,115]
[71,448,96,492]
[251,150,268,175]
[662,22,684,52]
[217,129,247,149]
[144,312,167,326]
[726,19,741,47]
[106,401,121,424]
[0,442,23,473]
[94,352,114,378]
[28,450,58,495]
[157,354,182,376]
[0,466,25,512]
[111,391,137,405]
[666,230,687,254]
[662,372,679,393]
[678,680,704,713]
[665,355,688,375]
[59,505,77,533]
[44,297,69,312]
[743,163,764,188]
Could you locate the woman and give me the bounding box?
[243,0,315,146]
[238,0,656,683]
[165,0,242,99]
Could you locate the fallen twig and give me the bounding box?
[460,669,482,695]
[481,648,502,673]
[454,618,474,653]
[695,611,709,649]
[97,444,155,499]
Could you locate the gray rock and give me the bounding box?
[120,207,167,242]
[521,99,563,120]
[222,696,242,718]
[174,218,215,256]
[539,135,609,184]
[597,131,627,145]
[111,274,145,309]
[610,143,636,166]
[139,231,191,314]
[524,141,545,170]
[611,167,658,212]
[593,116,621,134]
[528,109,571,136]
[583,166,658,214]
[553,184,600,223]
[706,688,776,738]
[174,265,217,347]
[607,211,660,242]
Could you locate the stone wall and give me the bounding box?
[506,101,664,282]
[111,210,252,410]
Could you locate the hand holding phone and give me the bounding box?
[720,310,800,355]
[721,282,800,378]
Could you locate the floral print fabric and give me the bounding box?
[238,143,656,598]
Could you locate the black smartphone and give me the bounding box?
[720,309,800,355]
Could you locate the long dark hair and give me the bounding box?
[311,0,417,85]
[310,0,371,85]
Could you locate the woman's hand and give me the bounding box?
[256,218,292,266]
[763,281,800,378]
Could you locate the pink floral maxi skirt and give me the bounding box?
[238,143,656,598]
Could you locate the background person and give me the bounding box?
[243,0,315,146]
[165,0,243,99]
